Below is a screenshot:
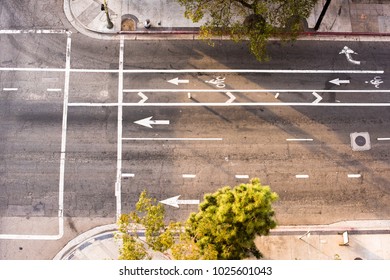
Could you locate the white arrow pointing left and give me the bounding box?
[329,78,350,86]
[134,116,170,128]
[159,195,199,208]
[168,77,189,86]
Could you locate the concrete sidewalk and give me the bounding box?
[54,220,390,260]
[64,0,390,40]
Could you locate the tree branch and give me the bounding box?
[235,0,254,10]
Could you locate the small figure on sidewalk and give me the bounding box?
[144,19,151,29]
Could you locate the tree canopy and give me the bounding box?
[181,178,278,259]
[117,191,179,260]
[117,178,278,260]
[177,0,318,60]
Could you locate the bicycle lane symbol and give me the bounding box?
[205,76,226,88]
[365,76,384,88]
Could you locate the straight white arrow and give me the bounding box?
[134,116,170,128]
[312,91,323,103]
[159,195,199,208]
[225,92,236,103]
[168,77,189,86]
[329,78,350,86]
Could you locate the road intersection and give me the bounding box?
[1,30,390,243]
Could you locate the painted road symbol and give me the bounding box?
[365,76,383,88]
[339,46,361,65]
[206,76,226,88]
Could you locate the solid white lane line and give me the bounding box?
[123,89,390,93]
[235,175,249,179]
[57,32,72,240]
[3,88,18,91]
[116,36,124,220]
[68,103,119,106]
[287,138,314,141]
[0,29,68,34]
[0,67,65,72]
[0,67,384,74]
[182,174,196,178]
[296,175,309,179]
[378,138,390,141]
[122,137,223,141]
[120,69,385,74]
[348,174,361,178]
[67,102,390,107]
[0,233,64,240]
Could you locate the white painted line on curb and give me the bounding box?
[235,175,249,179]
[296,175,309,179]
[182,174,196,178]
[348,174,361,178]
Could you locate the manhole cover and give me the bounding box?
[350,132,371,151]
[355,135,366,146]
[121,18,136,31]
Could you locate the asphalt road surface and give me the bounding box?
[0,9,390,259]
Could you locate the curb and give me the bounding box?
[53,224,118,260]
[64,1,390,42]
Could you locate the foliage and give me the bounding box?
[117,179,278,260]
[183,178,278,259]
[116,190,178,259]
[177,0,318,60]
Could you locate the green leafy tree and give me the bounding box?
[117,191,179,259]
[179,178,278,259]
[177,0,317,60]
[117,179,278,260]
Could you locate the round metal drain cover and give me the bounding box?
[350,132,371,151]
[355,136,366,146]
